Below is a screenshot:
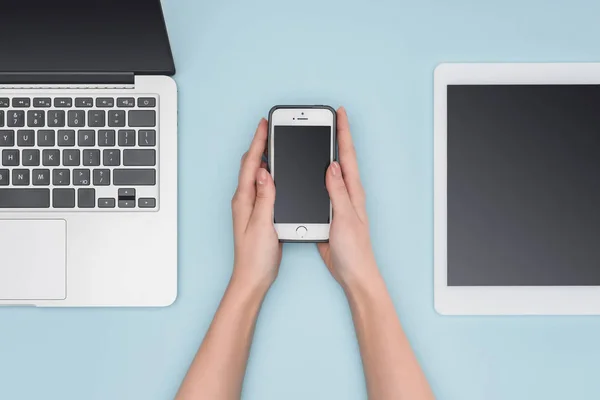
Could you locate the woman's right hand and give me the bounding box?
[318,107,379,289]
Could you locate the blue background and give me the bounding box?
[2,0,600,399]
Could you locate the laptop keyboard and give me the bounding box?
[0,95,158,210]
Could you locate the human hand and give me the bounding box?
[231,119,282,291]
[318,107,379,289]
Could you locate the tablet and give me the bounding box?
[434,63,600,315]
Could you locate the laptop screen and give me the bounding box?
[0,0,175,75]
[447,84,600,286]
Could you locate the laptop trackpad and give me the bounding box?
[0,220,66,301]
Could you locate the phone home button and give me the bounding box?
[296,226,307,238]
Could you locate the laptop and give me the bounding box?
[0,0,178,307]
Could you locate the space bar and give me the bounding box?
[0,189,50,208]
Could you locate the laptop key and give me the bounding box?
[93,169,110,186]
[63,149,80,166]
[138,98,156,108]
[22,149,40,166]
[138,130,156,146]
[0,188,50,208]
[123,149,155,166]
[96,98,114,107]
[88,110,106,127]
[138,198,156,208]
[98,198,115,208]
[0,130,14,146]
[113,169,156,186]
[42,149,60,166]
[7,111,24,127]
[2,150,19,166]
[17,130,35,146]
[118,129,135,146]
[118,199,135,208]
[12,169,30,185]
[33,98,51,108]
[32,169,50,186]
[37,130,55,146]
[75,98,93,108]
[128,110,155,127]
[54,98,72,108]
[27,110,45,127]
[0,169,8,185]
[12,98,30,108]
[117,98,135,107]
[48,110,65,127]
[98,130,115,146]
[0,98,9,107]
[83,149,101,166]
[0,110,3,127]
[78,189,95,208]
[52,169,70,186]
[73,169,91,186]
[103,149,120,166]
[78,130,95,146]
[53,188,75,208]
[108,110,126,127]
[68,110,85,127]
[58,130,75,146]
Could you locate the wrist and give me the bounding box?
[229,268,273,299]
[340,261,384,298]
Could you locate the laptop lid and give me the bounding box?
[0,0,175,78]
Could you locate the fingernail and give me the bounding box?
[258,117,266,126]
[331,162,340,177]
[257,168,267,185]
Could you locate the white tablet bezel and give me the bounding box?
[434,63,600,315]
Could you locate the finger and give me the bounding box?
[337,107,366,208]
[238,118,268,197]
[248,168,276,229]
[326,162,354,217]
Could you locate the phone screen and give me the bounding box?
[273,125,331,224]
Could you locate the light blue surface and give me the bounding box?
[2,0,600,399]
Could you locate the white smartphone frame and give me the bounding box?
[434,62,600,315]
[269,107,335,242]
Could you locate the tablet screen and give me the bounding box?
[447,85,600,286]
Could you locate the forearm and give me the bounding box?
[176,275,268,400]
[344,269,434,400]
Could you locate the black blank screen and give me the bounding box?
[448,85,600,286]
[274,126,331,223]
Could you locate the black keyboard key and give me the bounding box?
[12,169,29,185]
[75,98,93,108]
[138,97,156,108]
[108,110,126,127]
[78,130,95,146]
[37,130,55,146]
[118,188,135,199]
[22,149,40,166]
[63,149,80,166]
[48,110,66,127]
[32,169,50,186]
[0,130,14,146]
[118,129,135,146]
[54,98,72,107]
[93,169,110,186]
[7,111,24,127]
[113,169,156,185]
[0,169,8,185]
[0,110,3,127]
[68,110,85,127]
[17,130,35,146]
[98,130,115,146]
[117,97,135,107]
[88,110,105,127]
[0,188,50,208]
[123,149,155,166]
[0,98,9,107]
[53,188,75,208]
[138,130,156,147]
[42,149,60,166]
[103,149,120,166]
[83,149,100,166]
[12,98,30,108]
[58,130,75,146]
[98,198,115,208]
[138,198,156,208]
[96,97,114,107]
[128,110,155,127]
[78,188,95,208]
[2,149,19,166]
[119,199,135,208]
[73,169,91,186]
[52,169,70,186]
[33,98,51,108]
[27,110,45,127]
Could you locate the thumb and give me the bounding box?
[250,168,276,226]
[326,162,353,216]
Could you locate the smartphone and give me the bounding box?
[268,105,336,242]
